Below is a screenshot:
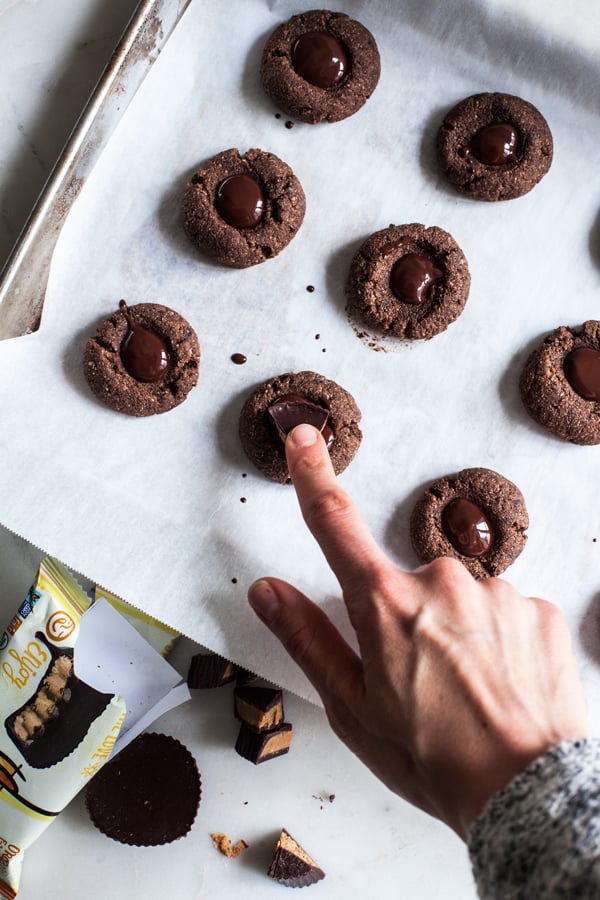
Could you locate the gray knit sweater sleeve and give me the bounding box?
[467,739,600,898]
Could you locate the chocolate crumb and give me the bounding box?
[231,578,238,584]
[314,334,320,340]
[240,497,247,503]
[307,285,315,293]
[285,120,294,129]
[231,353,247,365]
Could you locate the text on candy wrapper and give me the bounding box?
[1,643,47,690]
[81,712,126,778]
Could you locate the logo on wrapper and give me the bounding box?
[45,612,76,643]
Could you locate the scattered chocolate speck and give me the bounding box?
[322,348,327,353]
[240,497,247,503]
[231,353,247,365]
[306,285,315,293]
[329,794,335,803]
[231,578,238,584]
[244,801,248,805]
[285,120,294,129]
[242,473,247,478]
[594,538,597,543]
[314,334,320,340]
[275,113,281,119]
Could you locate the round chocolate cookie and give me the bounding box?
[410,467,528,579]
[346,223,470,341]
[239,370,362,483]
[85,732,201,846]
[182,148,305,268]
[436,92,553,201]
[260,10,380,124]
[519,320,600,444]
[84,301,200,416]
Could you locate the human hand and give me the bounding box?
[248,424,588,840]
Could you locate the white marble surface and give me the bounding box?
[0,1,599,899]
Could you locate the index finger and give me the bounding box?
[285,423,390,590]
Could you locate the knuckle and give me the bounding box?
[423,555,473,592]
[304,486,354,531]
[282,619,318,665]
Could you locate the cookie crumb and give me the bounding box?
[210,833,248,858]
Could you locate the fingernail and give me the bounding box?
[287,423,319,448]
[248,579,280,622]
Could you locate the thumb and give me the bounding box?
[248,577,363,703]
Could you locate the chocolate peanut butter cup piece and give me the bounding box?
[85,732,201,846]
[436,92,553,201]
[519,321,600,444]
[182,148,305,268]
[234,686,284,733]
[239,371,362,483]
[187,652,237,689]
[410,467,528,579]
[260,10,380,124]
[235,721,293,764]
[84,301,200,416]
[268,828,325,887]
[346,223,470,341]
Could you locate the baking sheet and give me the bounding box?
[0,0,599,707]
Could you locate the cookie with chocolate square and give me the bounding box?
[436,92,553,201]
[84,301,200,416]
[410,467,528,579]
[182,148,305,268]
[346,223,470,340]
[260,9,380,124]
[519,321,600,444]
[238,370,362,483]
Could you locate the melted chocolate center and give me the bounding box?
[390,254,443,304]
[119,302,170,383]
[215,174,264,228]
[292,32,347,89]
[268,394,334,447]
[564,347,600,401]
[468,122,519,166]
[442,498,493,557]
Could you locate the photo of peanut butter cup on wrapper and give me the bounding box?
[410,467,529,579]
[346,223,470,342]
[83,300,200,416]
[436,92,553,201]
[182,148,306,267]
[519,321,600,444]
[260,9,380,124]
[238,370,362,483]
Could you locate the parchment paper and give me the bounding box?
[0,0,599,706]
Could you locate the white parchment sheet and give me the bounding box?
[0,0,599,705]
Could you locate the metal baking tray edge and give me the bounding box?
[0,0,191,341]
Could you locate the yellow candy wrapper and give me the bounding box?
[0,559,126,898]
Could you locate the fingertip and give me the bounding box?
[286,423,320,449]
[248,578,281,622]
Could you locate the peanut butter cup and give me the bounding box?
[410,467,528,579]
[239,371,362,483]
[519,321,600,444]
[260,10,380,124]
[182,148,305,268]
[436,92,553,201]
[83,302,200,416]
[346,223,470,341]
[85,732,201,846]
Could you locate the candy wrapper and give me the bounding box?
[0,558,189,898]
